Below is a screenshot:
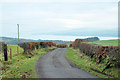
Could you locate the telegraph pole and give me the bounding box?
[17,24,19,55]
[17,24,19,44]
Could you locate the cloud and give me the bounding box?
[0,5,2,36]
[47,6,117,30]
[47,18,94,29]
[107,7,118,12]
[0,0,118,3]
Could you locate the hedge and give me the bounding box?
[57,44,67,48]
[18,41,56,55]
[70,39,120,70]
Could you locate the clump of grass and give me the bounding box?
[66,48,119,78]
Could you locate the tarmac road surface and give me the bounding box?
[35,48,99,78]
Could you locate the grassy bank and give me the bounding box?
[2,45,56,78]
[90,39,119,46]
[66,48,119,78]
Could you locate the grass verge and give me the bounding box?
[2,47,56,78]
[65,48,119,79]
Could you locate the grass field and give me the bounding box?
[1,45,23,59]
[90,39,119,46]
[66,48,119,78]
[2,45,56,78]
[7,45,24,58]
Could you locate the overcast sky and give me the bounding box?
[0,0,118,40]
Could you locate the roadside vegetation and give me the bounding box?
[66,39,119,78]
[66,48,119,78]
[90,39,119,46]
[2,45,56,78]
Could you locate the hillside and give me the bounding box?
[91,39,119,46]
[84,37,99,42]
[0,37,100,45]
[0,37,73,45]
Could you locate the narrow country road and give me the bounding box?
[35,48,99,78]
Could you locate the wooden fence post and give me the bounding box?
[4,44,8,61]
[10,48,12,59]
[17,46,19,56]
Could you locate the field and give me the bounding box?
[2,45,56,78]
[7,45,24,57]
[1,45,23,60]
[90,39,119,46]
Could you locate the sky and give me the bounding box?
[0,0,119,40]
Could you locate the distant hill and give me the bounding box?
[0,37,99,45]
[84,37,100,42]
[0,37,35,45]
[0,37,73,45]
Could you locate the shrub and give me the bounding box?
[57,44,67,48]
